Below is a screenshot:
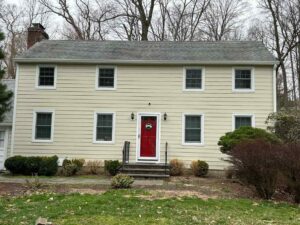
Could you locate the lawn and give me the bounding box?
[0,189,300,225]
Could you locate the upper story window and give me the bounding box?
[36,65,57,89]
[93,112,115,144]
[97,66,116,90]
[33,110,54,142]
[182,113,204,145]
[233,68,254,92]
[233,114,254,130]
[184,68,204,91]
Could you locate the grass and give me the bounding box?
[0,190,300,225]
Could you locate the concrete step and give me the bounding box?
[125,173,170,179]
[123,163,169,170]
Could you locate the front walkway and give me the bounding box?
[0,175,164,186]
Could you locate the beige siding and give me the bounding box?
[13,64,274,170]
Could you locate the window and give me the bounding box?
[94,112,115,143]
[184,68,204,91]
[233,115,254,130]
[97,67,116,89]
[0,131,5,148]
[33,111,54,142]
[233,68,254,91]
[183,114,204,145]
[37,66,56,88]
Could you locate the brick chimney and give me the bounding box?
[27,23,49,49]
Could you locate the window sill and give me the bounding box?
[95,87,116,91]
[93,141,115,144]
[183,89,205,92]
[32,139,53,143]
[232,89,255,93]
[36,86,56,90]
[182,142,205,147]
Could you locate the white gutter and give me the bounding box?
[11,63,19,157]
[14,58,277,66]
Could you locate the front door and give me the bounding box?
[140,116,157,158]
[0,131,6,170]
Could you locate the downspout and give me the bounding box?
[273,64,277,112]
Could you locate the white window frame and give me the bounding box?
[95,65,117,90]
[93,111,116,144]
[232,113,255,131]
[36,65,57,89]
[32,109,55,143]
[182,113,205,146]
[232,67,255,92]
[183,67,205,92]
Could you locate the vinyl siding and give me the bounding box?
[13,64,274,170]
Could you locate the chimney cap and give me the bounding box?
[30,23,46,30]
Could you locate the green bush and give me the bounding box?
[62,158,85,176]
[111,174,134,189]
[266,111,300,142]
[191,160,209,177]
[218,127,280,154]
[4,155,58,176]
[169,159,184,176]
[104,160,121,176]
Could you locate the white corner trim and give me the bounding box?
[95,65,117,91]
[35,64,57,89]
[182,113,205,146]
[182,67,205,92]
[232,67,255,93]
[273,64,277,112]
[232,113,256,131]
[11,64,19,156]
[93,111,116,144]
[135,112,161,163]
[32,109,55,143]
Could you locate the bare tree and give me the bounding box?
[260,0,300,108]
[201,0,247,41]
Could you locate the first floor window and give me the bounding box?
[184,114,203,144]
[0,131,5,148]
[234,69,252,90]
[38,66,56,87]
[98,68,115,89]
[34,112,53,140]
[185,68,202,90]
[234,115,252,129]
[95,113,114,142]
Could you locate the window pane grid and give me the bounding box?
[235,69,251,89]
[35,113,52,140]
[96,114,113,141]
[39,67,55,86]
[186,69,202,89]
[235,116,252,129]
[99,68,114,88]
[185,115,202,143]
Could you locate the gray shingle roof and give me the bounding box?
[15,40,276,65]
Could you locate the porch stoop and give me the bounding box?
[121,163,170,179]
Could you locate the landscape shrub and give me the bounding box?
[86,160,102,175]
[190,160,209,177]
[266,111,300,142]
[228,139,280,199]
[104,160,121,176]
[62,158,85,176]
[4,155,58,176]
[218,126,280,154]
[277,142,300,203]
[111,174,134,189]
[169,159,184,176]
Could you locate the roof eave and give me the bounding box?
[14,58,278,66]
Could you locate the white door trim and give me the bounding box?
[136,112,161,163]
[0,130,8,170]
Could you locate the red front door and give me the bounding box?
[140,116,157,157]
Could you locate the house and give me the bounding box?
[0,79,14,170]
[10,24,276,175]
